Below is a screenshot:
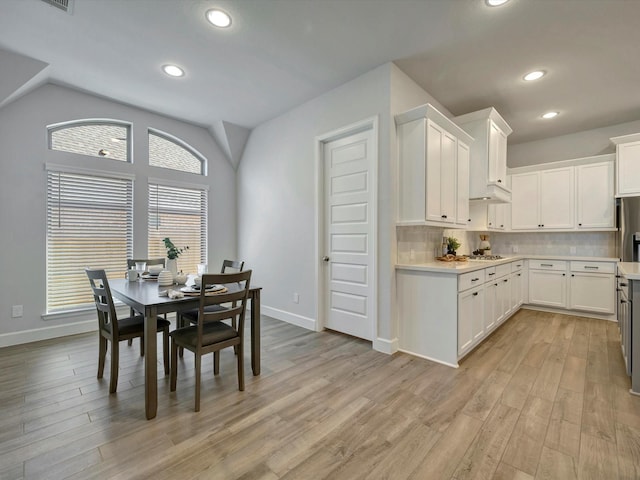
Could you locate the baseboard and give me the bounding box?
[261,305,317,331]
[373,336,399,355]
[0,320,96,348]
[521,305,617,322]
[397,348,459,368]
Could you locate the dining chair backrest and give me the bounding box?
[197,270,252,339]
[127,258,166,270]
[85,268,120,337]
[221,259,244,273]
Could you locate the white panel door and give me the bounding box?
[576,162,614,229]
[324,128,374,341]
[539,168,574,229]
[456,141,470,226]
[511,172,540,230]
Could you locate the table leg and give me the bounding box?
[145,305,158,419]
[251,289,261,375]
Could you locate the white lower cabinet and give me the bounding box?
[527,259,616,314]
[484,281,497,332]
[458,286,484,356]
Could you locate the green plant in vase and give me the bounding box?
[447,237,461,256]
[163,237,189,278]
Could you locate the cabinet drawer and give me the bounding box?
[485,267,497,282]
[459,270,486,292]
[570,261,615,274]
[528,260,567,271]
[511,260,524,272]
[496,264,511,278]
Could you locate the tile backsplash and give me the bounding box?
[397,226,617,263]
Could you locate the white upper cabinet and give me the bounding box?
[454,107,512,203]
[611,133,640,197]
[396,104,474,227]
[576,161,615,229]
[510,155,614,232]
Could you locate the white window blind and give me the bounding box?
[46,170,133,312]
[148,183,207,275]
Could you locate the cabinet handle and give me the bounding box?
[516,264,522,267]
[541,224,544,227]
[488,272,495,276]
[517,273,521,277]
[621,283,628,287]
[441,214,447,219]
[473,292,479,296]
[578,223,582,226]
[541,263,553,267]
[621,300,628,304]
[471,278,479,282]
[489,222,492,226]
[503,279,508,283]
[616,275,621,278]
[571,274,575,277]
[562,273,566,276]
[494,283,498,286]
[498,179,502,183]
[584,266,599,270]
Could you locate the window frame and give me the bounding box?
[148,127,207,175]
[47,118,133,163]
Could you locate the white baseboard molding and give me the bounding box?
[261,305,316,331]
[397,348,459,368]
[521,305,617,322]
[373,336,399,355]
[0,320,96,348]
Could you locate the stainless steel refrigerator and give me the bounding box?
[616,196,640,261]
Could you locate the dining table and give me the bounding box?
[109,278,262,420]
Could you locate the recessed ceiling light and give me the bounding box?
[523,70,545,81]
[162,64,185,77]
[486,0,510,6]
[206,9,232,28]
[542,111,559,119]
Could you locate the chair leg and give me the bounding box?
[139,336,144,357]
[163,328,170,375]
[213,351,220,375]
[97,335,107,379]
[237,342,244,391]
[232,318,238,355]
[128,339,133,347]
[170,338,178,392]
[177,313,184,358]
[109,340,119,393]
[194,353,201,412]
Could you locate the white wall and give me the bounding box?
[237,64,392,343]
[0,84,236,343]
[509,118,640,168]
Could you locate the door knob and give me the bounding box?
[322,256,330,262]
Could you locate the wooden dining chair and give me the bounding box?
[85,268,170,393]
[170,270,252,412]
[177,259,245,357]
[126,258,166,352]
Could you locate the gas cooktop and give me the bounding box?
[468,255,505,261]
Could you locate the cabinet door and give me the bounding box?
[569,273,615,314]
[488,203,508,231]
[496,277,510,323]
[576,162,614,229]
[511,172,540,229]
[488,120,508,186]
[440,131,457,224]
[617,141,640,196]
[484,281,497,332]
[513,271,525,308]
[458,287,484,355]
[539,168,574,229]
[529,270,567,308]
[425,121,444,223]
[456,141,470,226]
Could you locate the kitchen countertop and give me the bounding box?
[396,254,619,274]
[618,262,640,280]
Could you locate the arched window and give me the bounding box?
[148,128,206,174]
[47,119,131,162]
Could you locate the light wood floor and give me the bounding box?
[1,310,640,479]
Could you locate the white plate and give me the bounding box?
[180,284,225,294]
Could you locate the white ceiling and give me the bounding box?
[0,0,639,145]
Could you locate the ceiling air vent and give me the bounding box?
[41,0,74,14]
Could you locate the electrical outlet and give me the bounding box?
[293,292,299,304]
[12,305,23,318]
[570,246,577,254]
